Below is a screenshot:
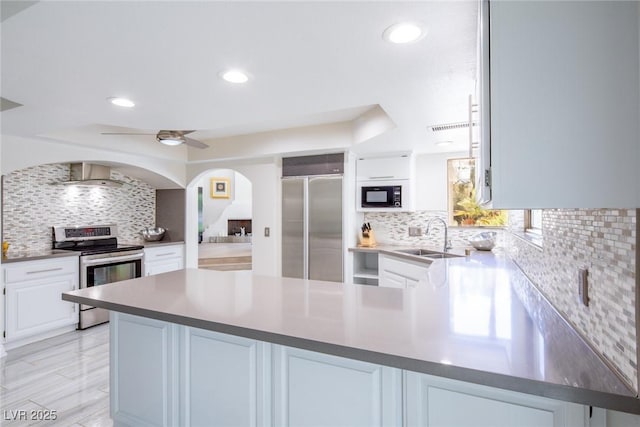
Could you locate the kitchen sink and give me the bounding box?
[395,248,461,259]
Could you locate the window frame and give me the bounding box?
[525,209,543,235]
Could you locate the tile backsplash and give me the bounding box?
[2,163,155,251]
[365,208,638,392]
[507,208,637,392]
[363,210,506,249]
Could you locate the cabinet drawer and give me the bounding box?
[4,257,78,284]
[144,244,184,261]
[379,255,429,282]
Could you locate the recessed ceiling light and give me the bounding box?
[221,70,249,84]
[107,97,135,108]
[383,22,425,44]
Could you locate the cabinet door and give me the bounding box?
[145,258,183,276]
[489,1,639,208]
[273,345,402,427]
[405,372,586,427]
[5,274,78,341]
[110,312,178,427]
[144,244,184,276]
[356,156,411,181]
[379,254,429,288]
[180,328,269,427]
[379,270,406,289]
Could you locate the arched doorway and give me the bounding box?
[194,168,253,271]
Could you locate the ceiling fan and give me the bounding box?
[101,130,209,149]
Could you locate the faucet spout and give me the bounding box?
[425,217,452,252]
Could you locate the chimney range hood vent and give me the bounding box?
[58,163,124,187]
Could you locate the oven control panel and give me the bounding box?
[53,224,118,242]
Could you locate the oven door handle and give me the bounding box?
[82,253,143,266]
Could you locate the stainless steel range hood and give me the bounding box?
[59,163,124,187]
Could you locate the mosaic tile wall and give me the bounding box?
[506,209,637,391]
[363,210,506,249]
[2,164,156,251]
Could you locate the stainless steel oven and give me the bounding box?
[79,249,143,328]
[53,224,144,329]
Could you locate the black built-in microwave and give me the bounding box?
[360,185,402,208]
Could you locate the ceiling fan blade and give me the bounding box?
[156,129,195,137]
[101,132,156,135]
[183,137,209,149]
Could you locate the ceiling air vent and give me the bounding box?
[428,121,476,132]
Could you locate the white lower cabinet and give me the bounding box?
[405,372,587,427]
[110,313,588,427]
[110,313,179,427]
[272,345,402,427]
[180,327,269,427]
[144,244,184,276]
[379,254,429,289]
[4,257,79,343]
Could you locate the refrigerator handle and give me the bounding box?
[303,177,309,279]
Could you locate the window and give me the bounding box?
[525,209,543,235]
[447,158,507,226]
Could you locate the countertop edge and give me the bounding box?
[142,241,185,247]
[62,289,640,414]
[349,245,467,264]
[2,251,81,263]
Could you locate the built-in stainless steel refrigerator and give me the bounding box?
[282,175,343,282]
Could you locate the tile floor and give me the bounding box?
[0,244,251,427]
[0,325,111,426]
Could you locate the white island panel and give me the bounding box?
[180,327,269,427]
[406,372,586,427]
[111,313,178,427]
[273,345,401,427]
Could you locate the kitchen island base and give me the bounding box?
[111,312,587,427]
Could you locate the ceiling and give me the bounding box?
[1,1,478,167]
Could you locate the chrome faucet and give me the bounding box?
[425,217,452,252]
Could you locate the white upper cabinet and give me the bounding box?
[487,0,639,208]
[356,153,413,181]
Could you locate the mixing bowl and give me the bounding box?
[469,231,497,251]
[142,227,166,242]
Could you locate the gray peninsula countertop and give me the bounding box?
[62,252,640,414]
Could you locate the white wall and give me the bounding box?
[1,135,186,187]
[188,122,353,162]
[414,151,467,211]
[198,169,252,239]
